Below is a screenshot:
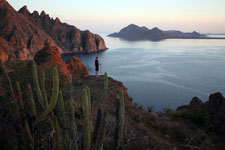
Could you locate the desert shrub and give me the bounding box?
[171,108,212,131]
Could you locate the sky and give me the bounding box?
[7,0,225,34]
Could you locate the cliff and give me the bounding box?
[0,0,107,63]
[18,5,107,53]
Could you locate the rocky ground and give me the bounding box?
[66,75,225,150]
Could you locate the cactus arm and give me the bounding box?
[31,60,44,108]
[0,60,15,99]
[33,67,59,127]
[68,104,78,150]
[15,81,24,110]
[86,87,93,134]
[114,90,125,150]
[92,108,103,147]
[95,112,107,150]
[104,72,108,90]
[40,71,48,109]
[82,89,91,150]
[26,84,37,117]
[52,116,60,150]
[56,91,66,127]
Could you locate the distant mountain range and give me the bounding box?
[108,24,225,41]
[0,0,107,62]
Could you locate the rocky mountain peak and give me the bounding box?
[40,10,46,17]
[18,5,30,15]
[55,17,61,23]
[0,0,13,9]
[31,10,39,17]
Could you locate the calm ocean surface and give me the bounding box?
[63,34,225,112]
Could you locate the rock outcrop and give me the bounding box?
[34,45,88,81]
[177,92,225,140]
[0,0,60,62]
[18,5,107,53]
[0,0,107,62]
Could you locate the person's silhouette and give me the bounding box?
[95,56,99,77]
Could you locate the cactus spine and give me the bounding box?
[40,71,48,109]
[82,89,91,150]
[26,84,37,117]
[114,90,125,150]
[31,60,44,108]
[56,91,66,127]
[68,104,78,150]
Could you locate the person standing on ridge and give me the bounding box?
[95,56,99,77]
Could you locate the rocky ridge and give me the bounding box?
[0,0,107,63]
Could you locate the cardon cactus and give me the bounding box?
[68,104,78,150]
[56,91,66,127]
[114,90,125,150]
[33,67,59,127]
[82,88,91,150]
[92,108,103,147]
[26,84,37,117]
[0,60,15,100]
[95,112,107,150]
[40,71,48,109]
[104,72,108,98]
[31,60,44,108]
[86,87,93,134]
[52,116,60,150]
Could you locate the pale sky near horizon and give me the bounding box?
[7,0,225,34]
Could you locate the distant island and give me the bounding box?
[108,24,225,41]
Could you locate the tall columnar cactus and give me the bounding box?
[31,60,44,108]
[40,71,48,109]
[92,108,103,147]
[69,74,73,102]
[25,120,33,146]
[114,90,125,150]
[95,112,107,150]
[26,84,37,117]
[104,72,108,98]
[86,87,93,134]
[52,116,60,150]
[16,81,34,148]
[56,91,66,127]
[0,60,15,100]
[15,81,24,112]
[33,67,59,126]
[68,104,78,150]
[82,89,91,150]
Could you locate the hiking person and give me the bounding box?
[95,56,99,77]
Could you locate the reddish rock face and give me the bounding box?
[66,56,89,79]
[0,0,107,62]
[18,5,107,53]
[34,45,89,81]
[0,0,60,62]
